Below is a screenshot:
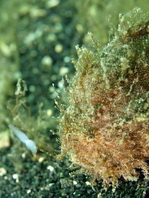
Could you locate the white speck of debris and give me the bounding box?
[64,56,71,63]
[8,124,37,154]
[55,44,63,53]
[47,165,54,172]
[27,189,31,194]
[85,181,91,186]
[58,80,64,88]
[0,131,10,149]
[21,153,26,159]
[0,167,7,176]
[12,174,18,179]
[41,55,53,67]
[59,66,69,76]
[73,180,77,185]
[38,157,45,163]
[12,174,19,183]
[47,109,53,117]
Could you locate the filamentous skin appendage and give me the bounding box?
[59,9,149,186]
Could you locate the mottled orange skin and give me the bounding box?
[61,84,149,184]
[60,11,149,186]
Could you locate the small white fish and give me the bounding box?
[9,124,37,154]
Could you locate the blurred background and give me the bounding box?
[0,0,148,197]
